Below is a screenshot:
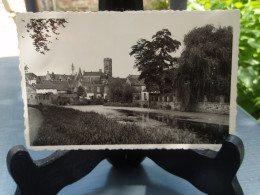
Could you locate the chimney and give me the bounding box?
[99,69,102,73]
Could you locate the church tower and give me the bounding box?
[104,58,112,77]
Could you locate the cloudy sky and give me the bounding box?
[17,10,239,78]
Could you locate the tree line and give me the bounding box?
[130,25,233,111]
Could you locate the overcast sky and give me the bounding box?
[17,11,239,78]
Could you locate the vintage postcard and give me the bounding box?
[17,10,240,150]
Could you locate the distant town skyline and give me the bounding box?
[25,59,140,78]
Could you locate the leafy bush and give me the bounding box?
[132,102,141,107]
[151,0,169,10]
[188,0,260,121]
[143,104,148,108]
[165,104,171,110]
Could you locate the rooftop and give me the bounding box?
[36,80,71,91]
[83,71,105,77]
[26,72,37,79]
[51,74,75,81]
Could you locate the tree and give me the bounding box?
[107,78,124,102]
[77,86,85,97]
[24,65,29,73]
[188,0,260,121]
[130,29,181,93]
[122,84,135,103]
[175,24,233,111]
[23,18,68,54]
[107,78,134,103]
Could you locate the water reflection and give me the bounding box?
[116,109,229,144]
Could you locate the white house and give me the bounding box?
[126,75,149,102]
[25,73,37,86]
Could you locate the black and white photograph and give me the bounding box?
[17,10,239,149]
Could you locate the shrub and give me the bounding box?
[165,104,171,110]
[132,102,141,107]
[143,104,148,108]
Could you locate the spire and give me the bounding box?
[71,63,75,75]
[76,67,83,81]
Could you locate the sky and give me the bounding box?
[17,10,240,78]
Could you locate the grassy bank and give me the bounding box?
[31,105,208,146]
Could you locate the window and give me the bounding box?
[97,87,100,93]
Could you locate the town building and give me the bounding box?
[36,80,67,94]
[25,57,113,104]
[25,73,37,86]
[126,75,148,102]
[82,70,106,83]
[26,84,37,104]
[80,70,108,99]
[45,71,75,81]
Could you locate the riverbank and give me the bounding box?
[66,105,229,126]
[30,105,208,146]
